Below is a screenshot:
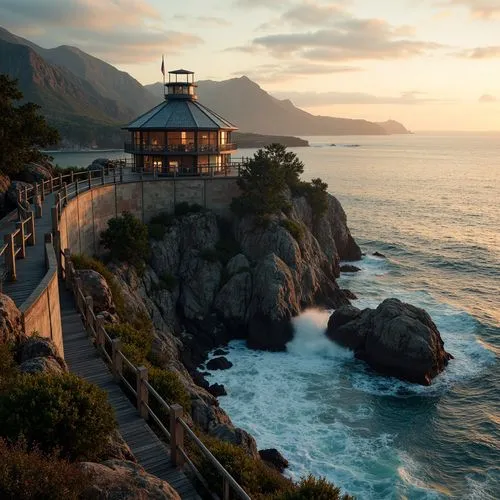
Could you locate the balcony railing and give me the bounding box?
[124,143,237,154]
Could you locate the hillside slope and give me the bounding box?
[146,78,410,136]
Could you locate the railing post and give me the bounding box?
[111,338,123,382]
[64,249,72,287]
[95,315,105,350]
[49,176,54,193]
[27,212,35,246]
[88,170,91,190]
[3,233,16,281]
[15,221,26,259]
[113,167,116,184]
[170,404,185,467]
[223,478,230,500]
[24,186,28,204]
[34,194,42,219]
[101,167,105,185]
[59,174,63,191]
[120,165,123,183]
[136,366,149,419]
[85,296,94,331]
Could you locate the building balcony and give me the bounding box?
[124,143,237,154]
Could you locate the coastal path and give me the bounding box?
[60,285,200,499]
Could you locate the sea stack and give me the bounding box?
[326,298,453,385]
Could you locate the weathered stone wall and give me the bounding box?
[20,242,64,356]
[59,178,238,256]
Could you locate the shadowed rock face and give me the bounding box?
[80,460,181,499]
[0,293,24,344]
[326,298,453,385]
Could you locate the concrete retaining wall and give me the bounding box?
[59,178,238,256]
[20,242,64,357]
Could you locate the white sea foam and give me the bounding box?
[204,245,496,499]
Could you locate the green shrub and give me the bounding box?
[292,178,329,221]
[280,219,304,241]
[0,373,116,460]
[148,367,191,414]
[277,475,353,500]
[0,344,18,393]
[200,247,219,263]
[0,439,89,499]
[106,323,153,361]
[101,211,149,272]
[174,202,204,216]
[71,254,125,319]
[191,434,293,499]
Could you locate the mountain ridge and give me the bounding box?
[0,25,410,147]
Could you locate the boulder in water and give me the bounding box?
[373,251,386,258]
[326,298,453,385]
[208,383,227,397]
[206,356,233,370]
[340,264,361,273]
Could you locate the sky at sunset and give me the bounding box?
[1,0,499,131]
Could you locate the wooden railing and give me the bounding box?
[61,249,251,500]
[2,212,36,282]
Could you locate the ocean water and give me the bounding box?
[204,135,499,499]
[53,136,499,499]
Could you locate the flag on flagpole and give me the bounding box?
[161,55,165,76]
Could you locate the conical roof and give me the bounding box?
[124,99,237,130]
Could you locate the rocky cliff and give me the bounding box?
[78,192,360,458]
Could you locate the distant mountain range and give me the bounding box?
[0,26,409,148]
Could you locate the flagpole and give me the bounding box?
[162,54,165,98]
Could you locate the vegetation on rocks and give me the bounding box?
[0,76,59,176]
[106,323,153,361]
[231,144,329,222]
[0,439,88,500]
[101,211,150,272]
[280,219,304,241]
[71,253,125,319]
[148,366,192,413]
[0,372,116,460]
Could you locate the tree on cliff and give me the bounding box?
[0,75,59,176]
[231,143,329,221]
[231,143,304,216]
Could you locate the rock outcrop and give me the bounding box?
[0,293,24,344]
[80,460,181,499]
[16,337,68,373]
[77,270,115,314]
[0,173,12,216]
[16,162,53,184]
[326,298,453,385]
[259,448,289,472]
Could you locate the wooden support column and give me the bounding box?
[3,233,16,281]
[85,296,94,331]
[111,338,122,382]
[136,366,149,419]
[27,212,36,246]
[15,221,26,259]
[169,404,184,467]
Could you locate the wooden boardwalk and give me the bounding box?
[60,286,200,499]
[1,193,56,306]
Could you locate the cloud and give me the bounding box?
[0,0,202,63]
[444,0,500,19]
[281,3,346,25]
[457,46,500,58]
[173,14,230,26]
[270,90,449,106]
[251,18,442,61]
[479,94,497,102]
[232,62,362,83]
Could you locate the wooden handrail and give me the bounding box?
[64,247,251,500]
